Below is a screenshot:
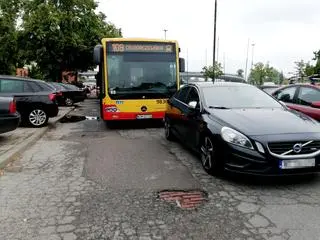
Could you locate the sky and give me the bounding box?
[98,0,320,77]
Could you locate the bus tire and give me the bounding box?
[105,120,116,129]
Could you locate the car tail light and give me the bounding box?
[9,100,17,113]
[56,91,63,96]
[105,105,120,112]
[49,93,56,101]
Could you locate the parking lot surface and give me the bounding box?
[0,99,319,240]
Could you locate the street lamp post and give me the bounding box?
[251,43,255,69]
[244,38,250,81]
[163,29,168,39]
[212,0,218,82]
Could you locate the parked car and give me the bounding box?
[164,82,320,176]
[47,82,86,106]
[0,97,20,134]
[0,76,59,127]
[272,84,320,121]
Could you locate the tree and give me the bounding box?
[236,69,244,78]
[279,71,285,85]
[0,0,23,74]
[312,50,320,75]
[20,0,121,81]
[202,62,223,81]
[294,60,307,82]
[248,62,280,85]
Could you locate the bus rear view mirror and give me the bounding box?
[94,45,103,65]
[179,58,185,73]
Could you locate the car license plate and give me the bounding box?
[279,159,315,169]
[136,114,152,119]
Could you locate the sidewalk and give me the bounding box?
[0,107,74,169]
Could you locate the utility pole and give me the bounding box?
[251,43,255,69]
[163,29,168,39]
[223,52,226,73]
[217,36,220,64]
[244,38,250,81]
[212,0,218,82]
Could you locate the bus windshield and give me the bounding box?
[107,52,177,99]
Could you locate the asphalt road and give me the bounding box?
[1,99,320,240]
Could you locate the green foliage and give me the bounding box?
[202,62,223,81]
[248,62,280,85]
[0,0,121,79]
[19,0,122,81]
[0,0,23,74]
[312,50,320,74]
[236,69,244,77]
[279,71,285,85]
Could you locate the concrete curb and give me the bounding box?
[0,107,75,169]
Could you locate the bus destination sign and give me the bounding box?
[108,43,174,53]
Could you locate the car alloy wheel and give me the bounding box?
[201,137,214,170]
[65,98,74,106]
[164,118,175,141]
[29,109,48,127]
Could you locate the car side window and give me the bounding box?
[297,87,320,106]
[275,87,297,103]
[175,86,190,103]
[28,82,42,92]
[24,82,33,92]
[186,87,200,104]
[0,79,24,93]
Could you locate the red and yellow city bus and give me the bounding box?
[94,38,185,123]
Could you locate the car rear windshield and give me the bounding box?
[62,84,80,91]
[203,85,282,109]
[49,82,66,91]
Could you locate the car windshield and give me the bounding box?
[203,85,282,109]
[107,52,177,99]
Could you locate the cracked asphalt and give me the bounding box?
[0,99,319,240]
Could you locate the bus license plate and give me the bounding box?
[136,114,152,119]
[279,159,315,169]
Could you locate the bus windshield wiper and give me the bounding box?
[208,106,230,109]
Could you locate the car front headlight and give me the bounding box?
[221,127,254,150]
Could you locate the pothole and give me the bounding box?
[59,115,99,123]
[158,190,208,210]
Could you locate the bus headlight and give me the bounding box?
[105,105,120,113]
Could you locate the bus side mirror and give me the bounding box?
[94,45,103,65]
[179,58,185,73]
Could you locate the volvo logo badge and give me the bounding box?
[141,106,147,112]
[293,143,302,153]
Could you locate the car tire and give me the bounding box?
[65,98,74,106]
[164,117,175,141]
[200,136,223,176]
[28,109,48,128]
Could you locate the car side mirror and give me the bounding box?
[93,44,103,65]
[279,94,290,102]
[311,101,320,108]
[179,58,185,72]
[188,101,198,110]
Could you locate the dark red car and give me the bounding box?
[272,84,320,121]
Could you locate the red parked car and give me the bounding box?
[272,84,320,121]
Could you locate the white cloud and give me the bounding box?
[98,0,320,76]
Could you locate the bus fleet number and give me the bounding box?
[156,100,167,104]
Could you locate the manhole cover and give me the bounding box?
[159,190,207,210]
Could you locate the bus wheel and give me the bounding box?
[105,120,116,129]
